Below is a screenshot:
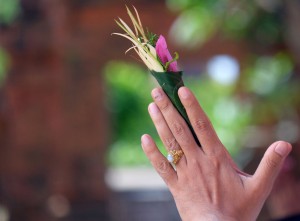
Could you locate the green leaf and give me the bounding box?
[150,71,201,146]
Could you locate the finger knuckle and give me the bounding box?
[188,157,199,168]
[206,146,224,158]
[265,157,279,170]
[194,118,211,132]
[210,156,221,170]
[156,160,171,174]
[184,99,194,109]
[172,122,186,138]
[172,122,193,146]
[159,100,170,112]
[163,137,178,149]
[173,122,185,137]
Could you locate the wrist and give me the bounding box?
[180,209,238,221]
[189,215,237,221]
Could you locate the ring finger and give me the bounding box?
[148,102,187,166]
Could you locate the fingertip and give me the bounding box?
[148,102,159,115]
[141,134,151,147]
[178,86,187,92]
[151,88,163,101]
[274,141,292,157]
[178,87,191,100]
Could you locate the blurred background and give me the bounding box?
[0,0,300,220]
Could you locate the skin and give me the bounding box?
[141,87,292,221]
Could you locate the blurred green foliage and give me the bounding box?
[104,61,164,166]
[167,0,284,48]
[0,0,19,85]
[0,0,20,25]
[0,48,9,86]
[105,1,300,167]
[243,53,300,126]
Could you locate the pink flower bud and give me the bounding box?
[155,35,178,72]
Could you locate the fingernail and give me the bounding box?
[141,134,151,146]
[148,103,159,114]
[275,142,291,157]
[179,87,190,99]
[152,88,163,101]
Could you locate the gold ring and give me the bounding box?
[167,149,184,165]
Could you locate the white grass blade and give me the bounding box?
[134,48,153,70]
[134,48,163,72]
[126,6,147,41]
[113,6,165,72]
[112,33,141,47]
[118,18,136,39]
[133,6,147,42]
[136,47,163,72]
[147,44,157,57]
[113,33,158,70]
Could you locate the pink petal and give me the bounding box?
[155,35,178,72]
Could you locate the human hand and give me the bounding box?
[141,87,292,221]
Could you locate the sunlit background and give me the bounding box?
[0,0,300,221]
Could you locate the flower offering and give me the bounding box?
[113,6,200,146]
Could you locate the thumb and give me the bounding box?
[253,141,292,194]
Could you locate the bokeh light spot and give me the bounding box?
[207,55,240,85]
